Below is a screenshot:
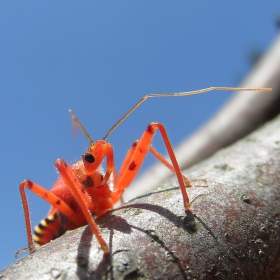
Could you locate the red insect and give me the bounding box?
[16,86,271,257]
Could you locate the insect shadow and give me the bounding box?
[75,189,217,279]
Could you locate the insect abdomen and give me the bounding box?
[33,213,66,247]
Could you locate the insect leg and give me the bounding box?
[148,146,193,187]
[54,159,109,253]
[18,180,76,256]
[113,122,191,211]
[117,141,191,187]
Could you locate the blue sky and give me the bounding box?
[0,2,279,270]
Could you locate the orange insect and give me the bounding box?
[16,87,271,257]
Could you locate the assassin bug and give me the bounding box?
[16,86,272,257]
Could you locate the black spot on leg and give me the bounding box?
[132,141,138,148]
[129,161,137,171]
[25,180,33,189]
[146,124,154,134]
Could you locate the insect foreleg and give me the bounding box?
[113,123,190,211]
[17,180,76,256]
[54,159,109,253]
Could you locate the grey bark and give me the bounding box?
[1,114,280,279]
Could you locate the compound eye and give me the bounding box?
[84,153,95,163]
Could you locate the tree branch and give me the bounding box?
[1,112,280,279]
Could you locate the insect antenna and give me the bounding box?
[69,110,94,146]
[103,86,272,140]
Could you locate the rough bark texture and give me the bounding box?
[1,116,280,279]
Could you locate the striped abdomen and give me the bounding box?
[33,212,66,247]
